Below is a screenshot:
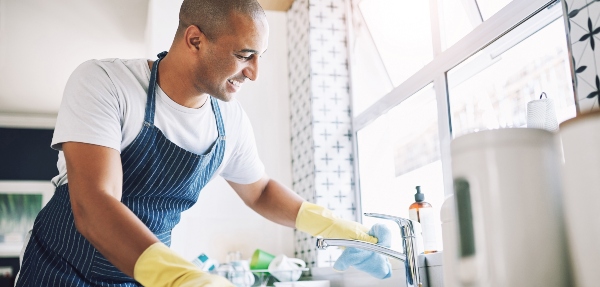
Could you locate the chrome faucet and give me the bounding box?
[315,213,422,287]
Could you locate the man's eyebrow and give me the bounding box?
[238,48,268,54]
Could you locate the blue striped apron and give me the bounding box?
[16,51,226,286]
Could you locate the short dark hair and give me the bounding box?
[176,0,264,41]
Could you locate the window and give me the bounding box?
[448,5,576,137]
[357,84,445,251]
[477,0,514,20]
[351,0,433,115]
[439,0,516,51]
[439,0,477,50]
[358,0,433,87]
[350,0,575,251]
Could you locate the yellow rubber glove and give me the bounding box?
[295,201,377,244]
[134,242,234,287]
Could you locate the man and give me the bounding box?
[16,0,377,286]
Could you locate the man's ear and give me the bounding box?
[191,37,200,50]
[184,25,205,51]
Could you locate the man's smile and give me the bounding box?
[227,78,242,88]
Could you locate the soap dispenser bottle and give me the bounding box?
[409,186,437,253]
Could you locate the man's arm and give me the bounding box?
[65,142,236,287]
[63,142,160,277]
[227,174,304,228]
[229,174,377,243]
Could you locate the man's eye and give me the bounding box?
[236,55,252,61]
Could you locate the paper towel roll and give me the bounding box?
[450,128,569,287]
[559,112,600,287]
[527,96,558,132]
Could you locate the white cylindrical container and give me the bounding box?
[440,195,459,287]
[450,128,570,287]
[559,111,600,287]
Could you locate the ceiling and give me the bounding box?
[0,0,292,117]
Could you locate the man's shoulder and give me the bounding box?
[71,58,146,78]
[67,58,150,94]
[77,58,146,73]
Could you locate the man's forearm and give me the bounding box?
[70,187,159,277]
[64,141,160,278]
[247,179,304,228]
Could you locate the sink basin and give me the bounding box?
[308,260,407,287]
[301,253,444,287]
[273,280,330,287]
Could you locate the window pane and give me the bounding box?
[447,6,576,138]
[439,0,519,50]
[350,7,395,116]
[476,0,513,20]
[440,0,480,50]
[357,84,444,251]
[358,0,433,87]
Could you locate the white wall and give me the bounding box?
[0,0,293,263]
[145,0,182,58]
[0,0,148,114]
[171,11,294,263]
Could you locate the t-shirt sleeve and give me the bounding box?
[51,60,122,152]
[219,107,265,184]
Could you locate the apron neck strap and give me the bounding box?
[144,51,168,124]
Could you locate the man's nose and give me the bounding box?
[243,57,259,81]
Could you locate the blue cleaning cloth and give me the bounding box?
[333,223,392,279]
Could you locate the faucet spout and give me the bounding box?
[315,238,406,262]
[315,213,422,287]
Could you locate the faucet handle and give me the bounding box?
[364,213,420,238]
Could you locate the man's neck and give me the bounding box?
[151,54,209,109]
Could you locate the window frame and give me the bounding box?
[350,0,562,218]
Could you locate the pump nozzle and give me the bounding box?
[415,186,425,202]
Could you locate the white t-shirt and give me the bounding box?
[51,58,264,187]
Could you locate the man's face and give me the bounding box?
[194,12,269,102]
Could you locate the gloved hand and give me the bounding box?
[134,242,234,287]
[295,201,377,243]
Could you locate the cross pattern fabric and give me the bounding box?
[289,0,355,268]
